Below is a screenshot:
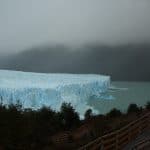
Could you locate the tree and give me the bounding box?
[127,104,140,114]
[60,102,80,129]
[84,109,92,120]
[106,108,122,118]
[145,101,150,110]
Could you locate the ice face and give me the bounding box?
[0,70,110,118]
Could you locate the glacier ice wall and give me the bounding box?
[0,70,110,118]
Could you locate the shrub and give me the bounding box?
[60,102,80,129]
[84,109,92,120]
[127,103,140,114]
[106,108,122,118]
[145,101,150,110]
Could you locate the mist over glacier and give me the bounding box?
[0,70,111,118]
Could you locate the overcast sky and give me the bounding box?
[0,0,150,54]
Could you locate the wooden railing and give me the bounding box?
[51,131,71,144]
[78,112,150,150]
[132,138,150,149]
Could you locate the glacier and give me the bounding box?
[0,70,110,118]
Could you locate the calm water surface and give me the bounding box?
[88,82,150,114]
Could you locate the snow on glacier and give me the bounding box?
[0,70,111,118]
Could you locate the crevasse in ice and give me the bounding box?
[0,70,110,118]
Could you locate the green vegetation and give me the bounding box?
[0,100,150,149]
[106,108,122,118]
[84,108,93,120]
[60,102,80,129]
[127,103,140,114]
[0,102,80,150]
[145,101,150,110]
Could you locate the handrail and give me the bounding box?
[132,138,150,149]
[78,112,150,150]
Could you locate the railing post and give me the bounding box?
[128,124,131,142]
[116,131,119,150]
[148,113,150,129]
[138,121,142,134]
[101,137,104,150]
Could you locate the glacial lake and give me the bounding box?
[88,82,150,114]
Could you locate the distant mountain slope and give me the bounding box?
[1,44,150,81]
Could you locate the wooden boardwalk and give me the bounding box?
[78,112,150,150]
